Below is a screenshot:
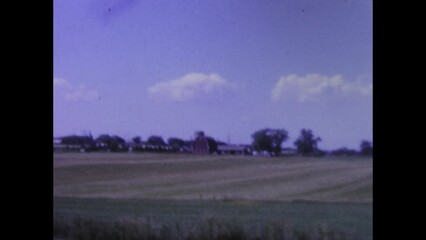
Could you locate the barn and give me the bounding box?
[192,131,209,154]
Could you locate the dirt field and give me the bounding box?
[54,153,372,202]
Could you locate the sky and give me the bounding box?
[54,0,372,150]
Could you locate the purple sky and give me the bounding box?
[54,0,372,150]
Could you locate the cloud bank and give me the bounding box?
[148,73,234,102]
[271,74,372,102]
[54,78,99,102]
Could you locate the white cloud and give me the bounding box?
[148,72,235,101]
[54,78,99,102]
[65,85,99,102]
[271,74,372,102]
[53,78,72,88]
[343,81,372,96]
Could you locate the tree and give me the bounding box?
[147,136,166,151]
[360,140,373,156]
[294,129,322,156]
[206,136,218,154]
[60,135,81,145]
[61,135,96,151]
[96,134,113,151]
[252,128,289,155]
[130,136,143,152]
[168,137,185,152]
[132,136,141,144]
[111,135,126,151]
[95,134,126,152]
[252,129,273,153]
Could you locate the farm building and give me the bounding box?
[53,137,84,152]
[192,131,209,154]
[53,144,83,152]
[281,147,296,156]
[218,144,252,155]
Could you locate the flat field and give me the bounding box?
[54,153,371,202]
[53,153,372,240]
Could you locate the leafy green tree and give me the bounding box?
[252,128,289,155]
[294,129,322,156]
[206,136,218,154]
[111,135,126,150]
[147,136,166,146]
[60,135,96,151]
[132,136,141,144]
[129,136,142,151]
[252,129,273,153]
[360,140,373,156]
[60,135,81,145]
[168,137,185,152]
[95,134,126,152]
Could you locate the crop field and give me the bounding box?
[54,153,372,240]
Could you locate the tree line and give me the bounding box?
[55,128,372,157]
[251,128,372,157]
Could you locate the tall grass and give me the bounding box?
[54,215,352,240]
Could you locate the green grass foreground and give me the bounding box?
[54,153,372,240]
[54,197,371,240]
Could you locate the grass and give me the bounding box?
[54,153,372,240]
[54,197,371,240]
[54,217,345,240]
